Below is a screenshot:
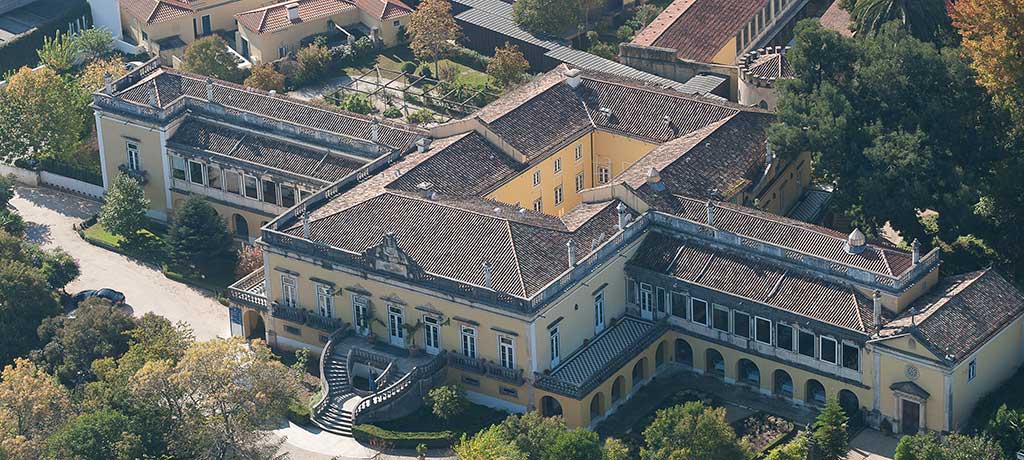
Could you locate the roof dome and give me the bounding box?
[845,228,866,254]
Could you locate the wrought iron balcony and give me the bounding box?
[446,353,524,385]
[118,164,149,185]
[271,301,347,332]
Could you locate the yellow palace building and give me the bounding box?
[92,60,1024,437]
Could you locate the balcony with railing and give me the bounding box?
[118,164,149,185]
[271,301,347,332]
[226,269,268,311]
[447,353,525,385]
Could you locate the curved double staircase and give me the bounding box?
[311,330,447,436]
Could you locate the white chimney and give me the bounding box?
[482,261,493,289]
[104,71,113,95]
[286,2,300,21]
[566,240,577,266]
[206,78,214,102]
[268,90,277,96]
[416,137,432,153]
[911,238,921,265]
[617,202,628,230]
[517,208,526,217]
[148,82,157,107]
[415,182,434,199]
[370,118,380,144]
[565,68,582,88]
[302,212,310,239]
[706,200,715,226]
[873,289,882,328]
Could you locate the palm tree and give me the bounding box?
[850,0,949,41]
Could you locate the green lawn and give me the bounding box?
[373,401,509,438]
[341,46,491,87]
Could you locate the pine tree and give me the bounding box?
[813,398,849,460]
[98,173,149,240]
[165,196,236,277]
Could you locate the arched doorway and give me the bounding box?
[675,339,693,366]
[706,348,725,377]
[611,376,625,403]
[806,379,826,406]
[631,358,647,388]
[655,341,667,368]
[243,310,265,341]
[773,369,794,398]
[233,214,249,239]
[839,389,861,423]
[540,396,563,417]
[738,359,760,387]
[589,393,605,422]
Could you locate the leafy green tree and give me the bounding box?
[950,0,1024,126]
[0,66,89,161]
[513,0,580,36]
[813,398,849,460]
[37,31,76,73]
[79,56,128,92]
[73,27,115,62]
[984,405,1024,457]
[35,300,136,385]
[427,385,467,426]
[766,431,810,460]
[244,63,286,91]
[0,259,60,366]
[181,36,247,83]
[640,401,751,460]
[0,174,15,208]
[454,425,528,460]
[602,437,631,460]
[850,0,950,42]
[408,0,461,76]
[38,247,80,291]
[487,42,530,89]
[342,93,373,114]
[42,409,144,460]
[634,4,662,27]
[295,42,333,85]
[98,173,150,240]
[895,433,1003,460]
[165,195,236,277]
[0,359,73,460]
[549,428,603,460]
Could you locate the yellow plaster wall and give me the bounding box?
[239,7,361,64]
[711,37,739,66]
[950,315,1024,430]
[592,130,658,180]
[447,367,530,409]
[170,190,273,237]
[98,115,172,216]
[486,134,594,216]
[876,347,947,432]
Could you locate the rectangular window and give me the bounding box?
[532,170,541,186]
[172,157,186,180]
[226,171,241,195]
[575,172,585,192]
[499,336,515,369]
[777,323,794,351]
[671,292,687,319]
[188,160,205,185]
[500,386,518,397]
[243,175,259,199]
[820,336,838,364]
[126,141,141,170]
[532,198,542,212]
[691,298,709,326]
[550,328,560,366]
[461,376,480,386]
[553,158,562,173]
[594,290,605,332]
[284,325,301,335]
[316,284,333,318]
[574,144,583,161]
[656,287,667,313]
[281,185,296,208]
[755,317,772,344]
[842,343,859,371]
[968,359,977,381]
[598,166,610,184]
[278,46,287,58]
[461,327,477,359]
[799,330,815,357]
[733,311,750,338]
[393,19,401,27]
[712,306,730,332]
[639,283,652,312]
[281,275,297,307]
[207,164,221,189]
[553,185,563,205]
[626,278,637,304]
[262,179,278,205]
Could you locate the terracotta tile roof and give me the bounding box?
[670,196,914,277]
[386,131,525,197]
[541,317,662,396]
[880,269,1024,364]
[631,231,878,333]
[168,118,367,182]
[236,0,357,34]
[350,0,412,19]
[114,67,426,151]
[742,50,793,80]
[122,0,194,24]
[819,0,853,37]
[632,0,767,62]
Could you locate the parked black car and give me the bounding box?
[71,288,126,307]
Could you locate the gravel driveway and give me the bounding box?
[11,185,229,340]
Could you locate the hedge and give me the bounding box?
[352,424,454,450]
[0,0,91,75]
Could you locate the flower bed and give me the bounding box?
[734,412,796,458]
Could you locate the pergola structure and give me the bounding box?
[325,66,499,119]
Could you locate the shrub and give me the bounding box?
[295,42,333,85]
[449,46,491,71]
[589,41,618,60]
[616,25,635,42]
[181,36,247,83]
[407,108,435,124]
[73,27,114,61]
[419,65,433,78]
[353,36,375,58]
[352,425,453,450]
[244,63,286,92]
[382,106,403,118]
[427,385,468,426]
[400,61,418,74]
[342,94,373,114]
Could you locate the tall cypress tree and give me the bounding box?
[165,196,236,277]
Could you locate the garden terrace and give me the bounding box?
[326,66,501,117]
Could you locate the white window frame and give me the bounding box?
[553,185,563,205]
[594,289,605,333]
[691,298,709,326]
[315,283,333,318]
[733,310,750,338]
[281,274,297,307]
[776,322,794,351]
[532,197,542,212]
[461,327,477,359]
[550,328,560,366]
[819,336,839,365]
[712,305,730,332]
[553,157,562,173]
[532,170,541,186]
[171,156,187,180]
[188,160,206,186]
[968,359,977,381]
[754,316,772,345]
[423,315,441,351]
[574,144,583,161]
[575,172,585,192]
[499,335,516,370]
[598,166,610,184]
[352,294,369,333]
[639,282,652,313]
[126,141,141,170]
[243,174,260,200]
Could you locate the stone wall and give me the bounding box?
[618,43,740,100]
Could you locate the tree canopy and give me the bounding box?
[181,36,247,83]
[165,196,236,277]
[640,401,751,460]
[849,0,950,42]
[98,173,150,240]
[0,66,90,162]
[35,300,136,385]
[487,43,530,88]
[894,432,1003,460]
[949,0,1024,127]
[408,0,462,76]
[812,398,849,460]
[512,0,580,36]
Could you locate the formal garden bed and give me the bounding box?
[353,401,509,449]
[734,412,797,457]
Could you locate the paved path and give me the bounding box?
[12,186,229,340]
[847,429,898,460]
